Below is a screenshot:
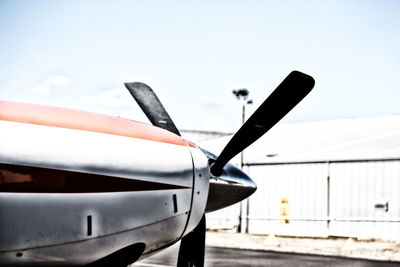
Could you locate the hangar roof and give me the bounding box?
[199,115,400,164]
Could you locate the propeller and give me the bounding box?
[177,215,206,267]
[124,82,181,136]
[125,81,205,266]
[210,70,315,176]
[125,70,315,267]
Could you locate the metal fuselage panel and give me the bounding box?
[0,120,202,265]
[0,192,189,266]
[0,120,193,187]
[181,147,210,237]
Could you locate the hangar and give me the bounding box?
[188,115,400,241]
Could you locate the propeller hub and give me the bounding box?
[201,148,257,213]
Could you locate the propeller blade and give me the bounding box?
[177,215,206,267]
[124,82,181,136]
[210,71,315,176]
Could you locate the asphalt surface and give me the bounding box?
[134,243,400,267]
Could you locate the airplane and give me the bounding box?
[0,71,314,266]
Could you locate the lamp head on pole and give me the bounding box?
[232,88,249,100]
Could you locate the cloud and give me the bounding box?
[44,75,71,87]
[92,88,133,107]
[199,115,236,132]
[0,74,72,102]
[30,85,52,95]
[199,100,223,111]
[30,75,71,96]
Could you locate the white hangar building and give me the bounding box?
[194,115,400,241]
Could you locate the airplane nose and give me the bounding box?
[205,162,257,213]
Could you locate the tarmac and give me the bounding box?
[205,231,400,262]
[135,240,400,267]
[133,231,400,266]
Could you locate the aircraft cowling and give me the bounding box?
[180,147,210,237]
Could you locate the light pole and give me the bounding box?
[232,88,252,233]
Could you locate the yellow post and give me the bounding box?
[280,197,289,224]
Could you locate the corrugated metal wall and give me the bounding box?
[207,159,400,241]
[329,160,400,240]
[247,163,329,237]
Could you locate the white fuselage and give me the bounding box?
[0,120,209,266]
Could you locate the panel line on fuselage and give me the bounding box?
[0,163,190,193]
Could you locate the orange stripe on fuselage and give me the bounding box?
[0,100,196,147]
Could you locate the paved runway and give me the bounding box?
[134,243,400,267]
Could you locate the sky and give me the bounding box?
[1,0,399,132]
